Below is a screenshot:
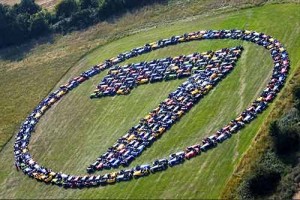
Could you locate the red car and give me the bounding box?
[185,144,201,159]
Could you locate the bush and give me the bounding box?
[269,120,280,136]
[248,170,281,196]
[14,0,41,15]
[293,86,300,100]
[238,151,285,198]
[55,0,79,19]
[0,0,51,48]
[293,86,300,110]
[30,11,51,35]
[271,109,300,155]
[276,172,297,199]
[79,0,99,10]
[273,127,299,154]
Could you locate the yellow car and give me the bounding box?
[127,134,136,142]
[40,105,48,113]
[177,110,184,118]
[190,34,201,40]
[117,88,130,95]
[235,116,243,122]
[211,56,218,61]
[44,172,56,183]
[33,173,47,181]
[210,73,218,80]
[22,148,28,153]
[170,65,179,71]
[177,96,184,101]
[203,54,212,59]
[144,114,152,120]
[133,168,150,178]
[279,47,285,52]
[117,144,125,151]
[244,30,251,34]
[56,90,67,99]
[105,172,118,184]
[110,172,118,178]
[109,70,119,75]
[34,112,42,119]
[205,84,213,90]
[48,97,57,105]
[267,44,274,50]
[191,89,199,95]
[157,127,165,135]
[178,37,186,42]
[149,42,159,49]
[44,172,54,183]
[137,78,149,84]
[110,57,119,63]
[257,97,264,102]
[106,177,116,184]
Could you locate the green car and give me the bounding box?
[90,91,103,99]
[164,73,177,81]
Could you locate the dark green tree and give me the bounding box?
[55,0,79,19]
[79,0,99,9]
[30,11,51,36]
[15,0,41,15]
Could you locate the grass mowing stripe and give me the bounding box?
[0,3,300,199]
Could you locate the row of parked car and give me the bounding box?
[90,48,240,98]
[86,46,243,172]
[14,29,290,188]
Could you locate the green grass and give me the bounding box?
[0,0,264,151]
[0,2,300,199]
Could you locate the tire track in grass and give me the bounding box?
[233,46,248,162]
[13,29,290,196]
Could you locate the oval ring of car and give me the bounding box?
[14,30,290,188]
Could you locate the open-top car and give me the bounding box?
[150,158,168,173]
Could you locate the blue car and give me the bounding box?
[131,145,146,156]
[168,151,185,167]
[121,155,135,167]
[111,159,121,168]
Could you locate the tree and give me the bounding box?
[273,127,299,154]
[15,0,41,15]
[79,0,99,10]
[69,9,93,30]
[248,170,281,197]
[293,86,300,110]
[269,120,280,136]
[30,11,51,36]
[294,86,300,100]
[55,0,78,19]
[0,4,10,47]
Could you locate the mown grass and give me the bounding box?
[222,45,300,199]
[0,0,267,151]
[0,0,215,150]
[0,2,300,199]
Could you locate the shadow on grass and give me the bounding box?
[0,34,55,62]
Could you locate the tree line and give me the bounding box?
[0,0,166,48]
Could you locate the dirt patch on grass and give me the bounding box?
[293,190,300,200]
[1,0,60,9]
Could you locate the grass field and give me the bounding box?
[0,2,300,199]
